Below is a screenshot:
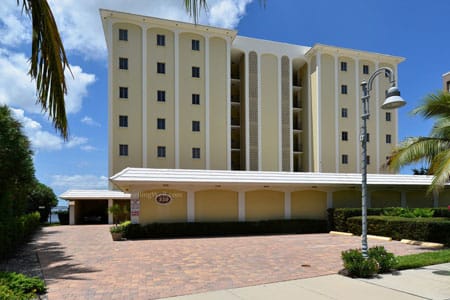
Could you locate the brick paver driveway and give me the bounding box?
[36,225,434,299]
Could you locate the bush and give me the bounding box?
[383,207,434,218]
[327,208,384,232]
[122,219,328,239]
[368,246,397,273]
[341,249,379,278]
[346,216,450,246]
[0,271,46,299]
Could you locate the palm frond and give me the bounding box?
[412,91,450,120]
[21,0,71,139]
[429,149,450,192]
[183,0,208,23]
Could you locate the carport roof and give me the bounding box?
[110,168,441,192]
[60,189,131,200]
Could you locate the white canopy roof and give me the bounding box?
[60,189,131,200]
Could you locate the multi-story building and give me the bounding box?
[60,9,449,225]
[443,72,450,92]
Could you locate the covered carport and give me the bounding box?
[60,190,131,225]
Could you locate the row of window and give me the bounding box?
[340,131,391,143]
[340,62,370,74]
[341,108,391,121]
[118,144,201,159]
[341,154,371,165]
[119,87,201,104]
[118,115,200,131]
[119,29,201,51]
[119,57,201,78]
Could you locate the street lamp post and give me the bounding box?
[360,67,406,258]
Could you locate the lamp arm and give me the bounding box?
[366,67,396,93]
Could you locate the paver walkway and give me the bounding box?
[35,225,436,299]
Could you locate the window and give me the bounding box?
[119,144,128,156]
[386,134,392,144]
[341,108,348,118]
[119,57,128,70]
[192,94,200,105]
[192,147,200,159]
[192,39,200,51]
[157,34,165,46]
[341,85,348,94]
[192,66,200,78]
[366,133,370,142]
[340,61,347,71]
[367,155,371,165]
[119,29,128,41]
[157,62,166,74]
[192,121,200,132]
[157,90,166,102]
[119,87,128,99]
[157,118,165,130]
[363,64,369,74]
[157,146,166,158]
[342,154,348,164]
[341,131,348,141]
[119,115,128,127]
[447,81,450,92]
[386,112,391,122]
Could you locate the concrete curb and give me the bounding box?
[329,231,353,236]
[400,239,444,249]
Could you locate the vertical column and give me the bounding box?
[327,191,333,208]
[284,192,291,220]
[69,201,75,225]
[174,30,180,168]
[245,52,250,170]
[107,19,114,181]
[142,24,148,167]
[401,191,407,207]
[354,57,360,173]
[108,199,113,224]
[307,62,312,171]
[204,34,210,169]
[187,191,195,222]
[278,56,283,171]
[394,65,400,145]
[130,193,140,224]
[289,58,293,171]
[226,40,232,170]
[375,61,380,172]
[257,53,262,171]
[334,54,339,173]
[316,51,322,172]
[238,191,245,221]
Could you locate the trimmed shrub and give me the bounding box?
[346,216,450,246]
[368,246,397,273]
[0,271,46,299]
[341,249,379,278]
[123,219,328,239]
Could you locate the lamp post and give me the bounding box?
[360,67,406,258]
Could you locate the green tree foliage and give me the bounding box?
[388,91,450,192]
[0,105,36,219]
[27,182,58,222]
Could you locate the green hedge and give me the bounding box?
[346,216,450,246]
[328,207,450,232]
[123,219,328,239]
[0,212,40,259]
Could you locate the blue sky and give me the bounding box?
[0,0,448,205]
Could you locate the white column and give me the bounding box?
[278,56,283,171]
[107,19,114,183]
[289,58,293,171]
[401,191,407,207]
[238,191,245,221]
[307,61,312,171]
[257,53,262,171]
[327,191,333,208]
[69,201,75,225]
[316,51,322,172]
[354,58,360,173]
[108,199,113,224]
[334,54,339,173]
[375,61,380,172]
[174,30,180,168]
[226,39,231,170]
[187,191,195,222]
[284,192,291,220]
[204,34,210,169]
[142,24,148,167]
[245,52,250,170]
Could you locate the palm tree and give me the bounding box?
[388,91,450,191]
[18,0,210,140]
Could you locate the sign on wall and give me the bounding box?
[155,193,172,205]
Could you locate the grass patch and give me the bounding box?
[0,271,46,299]
[396,249,450,270]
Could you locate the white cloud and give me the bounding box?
[208,0,253,29]
[0,49,95,115]
[0,2,30,47]
[51,174,109,189]
[10,108,94,152]
[80,145,97,152]
[81,116,101,127]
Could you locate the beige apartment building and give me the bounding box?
[60,9,449,225]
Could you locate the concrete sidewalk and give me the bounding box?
[164,263,450,300]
